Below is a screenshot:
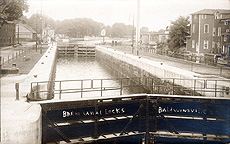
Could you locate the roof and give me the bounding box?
[191,9,230,15]
[21,23,36,33]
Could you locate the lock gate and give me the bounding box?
[39,94,230,144]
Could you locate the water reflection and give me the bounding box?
[55,56,130,100]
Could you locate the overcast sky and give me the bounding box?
[24,0,230,31]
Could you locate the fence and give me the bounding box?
[29,77,230,101]
[1,50,27,66]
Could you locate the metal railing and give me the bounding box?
[29,77,230,100]
[1,50,27,66]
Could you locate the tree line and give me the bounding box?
[21,14,135,38]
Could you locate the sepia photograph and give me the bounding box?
[0,0,230,143]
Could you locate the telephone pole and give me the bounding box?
[136,0,140,56]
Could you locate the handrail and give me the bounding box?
[30,77,230,100]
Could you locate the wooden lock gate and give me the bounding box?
[39,94,230,144]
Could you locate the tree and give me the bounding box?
[167,16,190,53]
[24,14,55,34]
[110,23,134,38]
[0,0,28,28]
[55,18,104,38]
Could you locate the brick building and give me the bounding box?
[0,21,15,47]
[186,9,230,57]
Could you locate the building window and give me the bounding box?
[204,40,208,49]
[212,42,215,48]
[225,21,229,25]
[226,29,229,33]
[204,24,209,33]
[202,14,207,19]
[218,27,221,36]
[192,24,195,33]
[215,13,223,19]
[213,27,216,36]
[194,15,197,19]
[192,40,195,48]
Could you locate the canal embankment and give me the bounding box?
[96,46,230,97]
[1,43,57,143]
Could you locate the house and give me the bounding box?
[0,21,15,47]
[186,9,230,57]
[140,30,169,45]
[42,25,55,44]
[15,23,36,42]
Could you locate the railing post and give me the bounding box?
[91,79,93,89]
[36,82,39,99]
[59,81,62,99]
[220,66,223,75]
[81,80,83,98]
[172,79,175,95]
[151,78,153,94]
[31,82,33,99]
[215,80,217,97]
[101,79,103,97]
[120,78,123,95]
[15,83,19,100]
[193,79,196,96]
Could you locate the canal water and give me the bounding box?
[54,56,131,100]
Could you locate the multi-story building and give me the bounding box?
[186,9,230,57]
[0,21,15,47]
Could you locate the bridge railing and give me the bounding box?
[29,77,230,101]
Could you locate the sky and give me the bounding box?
[24,0,230,31]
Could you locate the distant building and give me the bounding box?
[140,27,149,33]
[15,23,36,42]
[140,30,169,45]
[0,21,15,47]
[186,9,230,56]
[42,25,55,44]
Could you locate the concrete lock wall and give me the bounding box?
[28,43,57,100]
[2,43,58,144]
[96,46,230,97]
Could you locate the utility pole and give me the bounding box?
[35,14,38,52]
[132,15,134,54]
[136,0,140,56]
[40,0,43,54]
[17,23,19,44]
